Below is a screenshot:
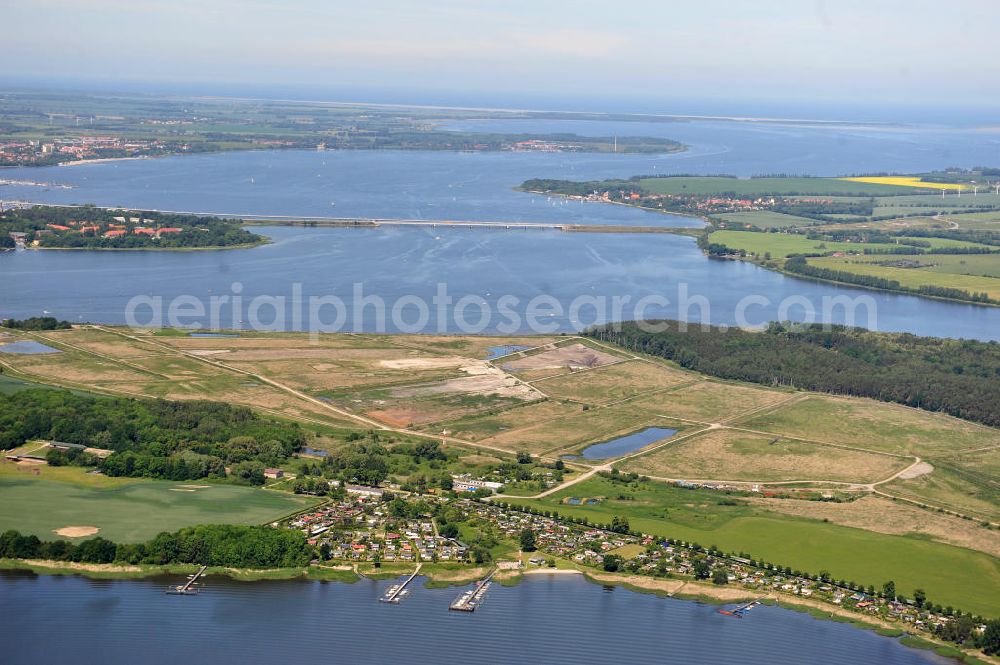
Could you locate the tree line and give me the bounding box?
[1,317,73,330]
[0,524,312,568]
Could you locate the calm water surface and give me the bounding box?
[2,118,999,338]
[579,426,679,460]
[0,573,952,665]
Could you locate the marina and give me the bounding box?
[719,598,766,619]
[450,569,496,612]
[380,564,421,604]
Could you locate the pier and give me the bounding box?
[380,563,422,604]
[718,597,766,618]
[166,565,208,595]
[449,568,496,612]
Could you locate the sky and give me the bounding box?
[2,0,998,112]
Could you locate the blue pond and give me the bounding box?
[579,427,678,460]
[0,341,61,355]
[486,344,531,360]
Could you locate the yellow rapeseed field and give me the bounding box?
[840,176,967,191]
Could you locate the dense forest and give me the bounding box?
[0,390,305,482]
[584,321,1000,427]
[0,205,262,249]
[0,525,312,568]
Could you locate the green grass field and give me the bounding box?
[637,176,921,196]
[708,230,993,259]
[807,255,1000,300]
[712,211,817,229]
[0,474,318,543]
[509,476,1000,617]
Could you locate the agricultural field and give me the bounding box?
[636,176,922,196]
[711,210,817,229]
[619,428,907,484]
[871,193,1000,218]
[839,176,968,191]
[806,255,1000,300]
[509,475,1000,617]
[708,230,993,259]
[0,464,317,542]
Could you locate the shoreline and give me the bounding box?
[526,189,1000,309]
[3,557,994,663]
[58,156,155,167]
[23,238,270,252]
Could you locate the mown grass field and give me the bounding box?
[637,176,920,196]
[807,255,1000,300]
[508,476,1000,617]
[0,466,317,543]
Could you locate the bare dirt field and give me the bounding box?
[502,343,621,372]
[897,461,934,480]
[53,526,100,538]
[392,363,542,401]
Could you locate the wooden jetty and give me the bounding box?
[166,565,208,595]
[380,563,421,604]
[449,569,496,612]
[718,597,766,618]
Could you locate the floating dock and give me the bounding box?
[380,564,421,604]
[718,597,765,618]
[166,565,208,595]
[449,569,496,612]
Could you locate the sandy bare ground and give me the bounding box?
[188,349,231,356]
[896,461,934,480]
[750,495,1000,558]
[392,362,542,401]
[522,568,584,576]
[502,343,619,372]
[22,559,142,573]
[379,357,468,370]
[53,526,100,538]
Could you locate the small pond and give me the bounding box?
[0,341,61,355]
[485,344,531,360]
[578,427,678,460]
